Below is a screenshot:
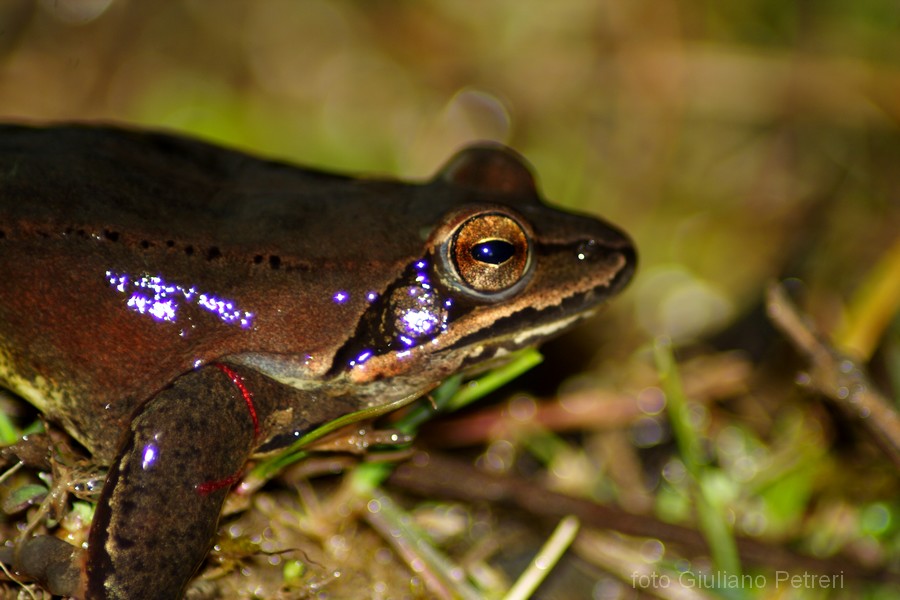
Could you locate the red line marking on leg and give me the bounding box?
[196,472,243,496]
[213,362,260,440]
[196,363,260,496]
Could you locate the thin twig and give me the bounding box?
[766,282,900,470]
[502,515,580,600]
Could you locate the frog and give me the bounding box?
[0,123,636,599]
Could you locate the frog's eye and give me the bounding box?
[447,212,532,299]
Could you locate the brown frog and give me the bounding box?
[0,124,636,598]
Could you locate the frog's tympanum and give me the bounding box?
[0,124,636,598]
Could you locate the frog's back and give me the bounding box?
[2,124,389,246]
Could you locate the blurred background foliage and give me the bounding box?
[0,0,898,598]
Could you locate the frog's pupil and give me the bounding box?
[471,239,515,265]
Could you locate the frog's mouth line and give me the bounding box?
[458,311,589,372]
[448,295,602,370]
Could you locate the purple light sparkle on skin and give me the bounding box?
[106,270,254,328]
[354,350,373,366]
[149,299,177,322]
[141,443,159,470]
[401,309,439,337]
[348,349,374,367]
[386,258,452,352]
[344,257,454,370]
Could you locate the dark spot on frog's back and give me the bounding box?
[112,534,136,551]
[206,246,222,261]
[104,229,120,242]
[118,498,140,519]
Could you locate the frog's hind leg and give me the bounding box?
[81,362,272,599]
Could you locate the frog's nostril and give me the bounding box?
[576,239,599,262]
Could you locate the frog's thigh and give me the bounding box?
[83,363,265,600]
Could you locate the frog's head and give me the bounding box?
[333,143,636,387]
